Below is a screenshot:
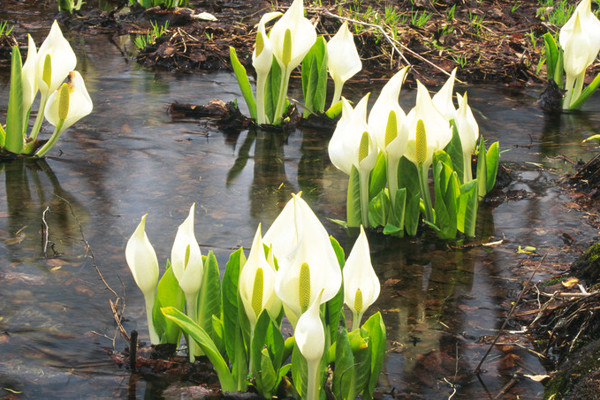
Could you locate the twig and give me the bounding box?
[54,194,128,347]
[41,206,50,257]
[475,255,546,374]
[492,368,522,400]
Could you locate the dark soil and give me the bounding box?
[4,0,594,87]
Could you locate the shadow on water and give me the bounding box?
[1,7,600,399]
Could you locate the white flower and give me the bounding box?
[125,214,159,344]
[263,194,342,327]
[239,224,281,329]
[343,226,380,330]
[170,204,204,298]
[454,92,479,182]
[44,71,93,130]
[36,20,77,97]
[326,21,362,106]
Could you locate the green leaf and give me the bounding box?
[256,348,278,397]
[360,312,386,400]
[369,152,387,200]
[266,57,282,122]
[368,189,391,228]
[229,47,257,120]
[333,327,356,400]
[569,71,600,110]
[397,157,420,236]
[543,33,558,83]
[6,46,24,154]
[457,179,478,237]
[485,141,499,193]
[0,122,6,147]
[433,157,459,239]
[326,237,346,344]
[222,247,245,362]
[291,345,308,398]
[301,38,328,117]
[161,307,236,392]
[445,121,464,183]
[197,251,224,356]
[152,262,185,344]
[476,136,487,199]
[388,188,407,236]
[347,165,362,227]
[325,99,343,119]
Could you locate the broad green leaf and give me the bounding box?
[0,124,6,150]
[369,152,387,200]
[543,33,558,83]
[397,157,421,236]
[360,312,386,400]
[476,137,487,199]
[347,165,362,227]
[554,50,564,89]
[251,311,271,372]
[229,47,257,120]
[444,121,464,183]
[333,327,356,400]
[485,141,499,193]
[161,307,236,392]
[291,345,308,398]
[152,262,184,344]
[256,348,278,397]
[457,180,478,237]
[301,38,328,117]
[6,46,24,154]
[266,57,282,122]
[326,237,346,343]
[570,71,600,110]
[197,251,223,356]
[232,326,248,391]
[388,188,407,236]
[368,189,391,228]
[222,247,245,362]
[433,159,459,239]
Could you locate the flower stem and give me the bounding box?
[351,311,363,331]
[29,93,48,142]
[34,120,64,157]
[273,65,291,125]
[359,170,370,228]
[144,293,159,345]
[418,163,434,223]
[463,153,473,183]
[387,155,399,205]
[306,360,320,400]
[185,292,198,362]
[256,72,268,125]
[330,79,343,109]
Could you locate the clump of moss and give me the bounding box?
[570,243,600,284]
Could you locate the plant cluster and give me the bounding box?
[328,67,499,240]
[543,0,600,110]
[230,0,362,125]
[133,21,170,50]
[129,0,188,9]
[0,21,93,157]
[58,0,83,14]
[126,195,385,399]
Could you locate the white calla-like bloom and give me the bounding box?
[404,81,453,170]
[252,12,282,124]
[125,214,160,344]
[239,224,282,329]
[327,21,362,106]
[295,289,325,400]
[171,204,204,298]
[268,0,317,123]
[263,194,342,327]
[454,92,479,182]
[269,0,316,72]
[36,20,77,97]
[22,34,38,113]
[432,68,457,121]
[368,67,409,197]
[559,0,600,109]
[343,226,380,330]
[44,71,93,130]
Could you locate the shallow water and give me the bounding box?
[1,6,600,399]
